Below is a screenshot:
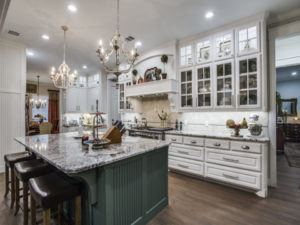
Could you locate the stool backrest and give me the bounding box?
[39,122,53,134]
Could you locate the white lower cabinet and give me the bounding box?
[166,134,268,198]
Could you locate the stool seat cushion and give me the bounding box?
[29,173,80,209]
[4,152,35,167]
[15,159,53,182]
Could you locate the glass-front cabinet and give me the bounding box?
[180,45,193,67]
[196,65,212,108]
[215,60,234,107]
[180,69,193,108]
[237,56,260,107]
[196,39,212,64]
[119,82,132,111]
[237,23,260,56]
[215,31,234,60]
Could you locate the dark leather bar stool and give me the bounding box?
[14,159,53,225]
[29,173,81,225]
[4,152,35,208]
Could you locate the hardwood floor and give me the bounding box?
[0,155,299,225]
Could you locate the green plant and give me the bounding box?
[161,55,168,74]
[132,69,138,76]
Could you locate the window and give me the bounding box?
[197,65,212,107]
[180,70,193,107]
[180,45,193,67]
[216,61,233,106]
[196,40,211,64]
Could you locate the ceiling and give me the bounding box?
[277,65,300,82]
[2,0,300,83]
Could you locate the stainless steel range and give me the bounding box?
[128,127,173,140]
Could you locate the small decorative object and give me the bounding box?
[156,68,162,80]
[248,113,263,136]
[240,118,248,129]
[144,67,158,82]
[226,119,247,137]
[138,76,144,84]
[157,110,169,128]
[161,54,168,79]
[132,69,138,84]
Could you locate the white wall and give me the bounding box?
[276,35,300,67]
[0,38,26,172]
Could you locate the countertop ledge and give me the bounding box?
[165,130,270,143]
[14,133,169,174]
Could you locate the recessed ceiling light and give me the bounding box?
[41,34,50,40]
[68,4,77,12]
[205,11,214,19]
[26,50,34,56]
[82,65,87,69]
[291,71,298,76]
[135,41,142,48]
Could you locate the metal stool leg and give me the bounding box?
[43,209,51,225]
[75,196,81,225]
[15,176,20,215]
[10,166,15,209]
[30,195,36,225]
[4,164,9,197]
[23,182,29,225]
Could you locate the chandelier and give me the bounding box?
[50,26,77,89]
[30,76,47,109]
[96,0,141,77]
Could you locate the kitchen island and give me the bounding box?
[15,133,169,225]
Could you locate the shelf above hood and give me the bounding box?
[125,79,178,98]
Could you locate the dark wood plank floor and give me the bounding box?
[0,155,299,225]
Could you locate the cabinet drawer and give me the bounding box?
[205,139,230,150]
[165,135,183,144]
[231,141,262,154]
[169,156,204,176]
[205,149,261,171]
[205,163,261,190]
[183,136,204,146]
[170,145,204,161]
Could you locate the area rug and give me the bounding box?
[284,142,300,168]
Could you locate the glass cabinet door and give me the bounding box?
[216,61,233,107]
[180,70,193,107]
[180,45,193,67]
[119,83,125,110]
[125,82,132,109]
[238,24,259,55]
[196,40,211,64]
[215,32,233,60]
[238,57,259,106]
[196,65,212,107]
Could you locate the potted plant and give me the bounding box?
[132,69,138,84]
[161,54,168,79]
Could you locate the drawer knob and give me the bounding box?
[222,173,239,180]
[171,138,177,141]
[178,164,189,169]
[222,157,239,163]
[178,150,189,155]
[214,143,221,147]
[190,140,197,144]
[241,145,250,150]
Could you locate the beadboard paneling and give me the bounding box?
[0,39,26,172]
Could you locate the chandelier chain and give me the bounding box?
[117,0,120,34]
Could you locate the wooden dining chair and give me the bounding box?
[39,122,53,134]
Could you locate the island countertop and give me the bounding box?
[14,132,169,174]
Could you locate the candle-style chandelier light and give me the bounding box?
[96,0,141,77]
[50,26,77,89]
[30,75,47,109]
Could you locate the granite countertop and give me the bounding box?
[165,130,270,142]
[15,133,169,174]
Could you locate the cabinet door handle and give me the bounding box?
[241,145,250,150]
[190,140,197,144]
[214,143,221,147]
[178,150,189,155]
[222,157,239,163]
[178,164,189,169]
[222,173,239,180]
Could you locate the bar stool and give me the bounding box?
[29,173,81,225]
[4,152,35,208]
[14,159,53,225]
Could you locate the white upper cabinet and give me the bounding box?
[214,31,234,60]
[180,44,193,67]
[180,69,193,108]
[237,55,260,108]
[215,60,234,108]
[118,81,132,111]
[196,39,212,64]
[237,23,260,56]
[195,64,213,108]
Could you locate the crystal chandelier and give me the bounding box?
[30,76,47,109]
[50,26,77,89]
[96,0,141,77]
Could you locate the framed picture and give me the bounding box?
[26,83,37,94]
